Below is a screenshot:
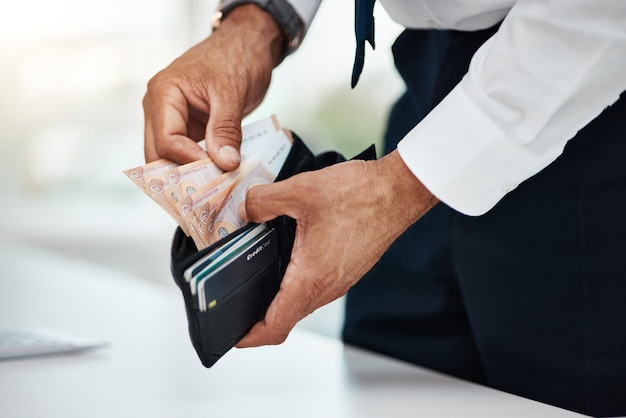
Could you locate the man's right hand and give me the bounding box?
[143,4,287,168]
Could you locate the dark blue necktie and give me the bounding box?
[351,0,376,88]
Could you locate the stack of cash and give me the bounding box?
[124,115,292,250]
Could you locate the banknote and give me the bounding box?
[123,159,192,236]
[240,114,282,157]
[209,131,293,243]
[165,158,225,241]
[177,166,243,249]
[167,158,223,200]
[183,130,292,248]
[124,115,293,250]
[178,116,292,248]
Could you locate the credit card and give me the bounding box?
[197,227,278,311]
[188,224,270,295]
[184,223,264,284]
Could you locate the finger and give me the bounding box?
[203,96,244,171]
[146,83,208,164]
[158,133,209,165]
[236,266,310,347]
[144,115,159,163]
[243,178,302,223]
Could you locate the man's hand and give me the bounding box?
[237,150,439,347]
[143,5,286,168]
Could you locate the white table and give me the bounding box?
[0,239,584,417]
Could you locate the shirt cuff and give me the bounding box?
[397,83,560,216]
[287,0,321,31]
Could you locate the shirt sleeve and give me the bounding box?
[397,0,626,216]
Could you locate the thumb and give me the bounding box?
[244,179,300,224]
[204,105,244,171]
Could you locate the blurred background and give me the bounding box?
[0,0,404,339]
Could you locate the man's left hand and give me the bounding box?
[237,150,438,347]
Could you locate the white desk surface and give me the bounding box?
[0,240,584,418]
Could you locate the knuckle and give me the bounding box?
[145,69,179,103]
[268,329,289,345]
[144,73,175,114]
[212,120,242,143]
[246,184,262,202]
[309,279,327,302]
[289,272,325,308]
[145,72,164,96]
[244,186,263,218]
[142,92,150,110]
[261,315,290,346]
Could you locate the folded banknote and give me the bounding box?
[124,115,292,250]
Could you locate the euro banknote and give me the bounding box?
[124,115,292,250]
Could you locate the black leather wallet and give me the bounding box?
[170,133,376,367]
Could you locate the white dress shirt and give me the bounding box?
[289,0,626,215]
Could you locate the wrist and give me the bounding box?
[215,4,288,66]
[216,0,304,53]
[375,150,439,227]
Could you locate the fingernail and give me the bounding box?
[219,145,240,165]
